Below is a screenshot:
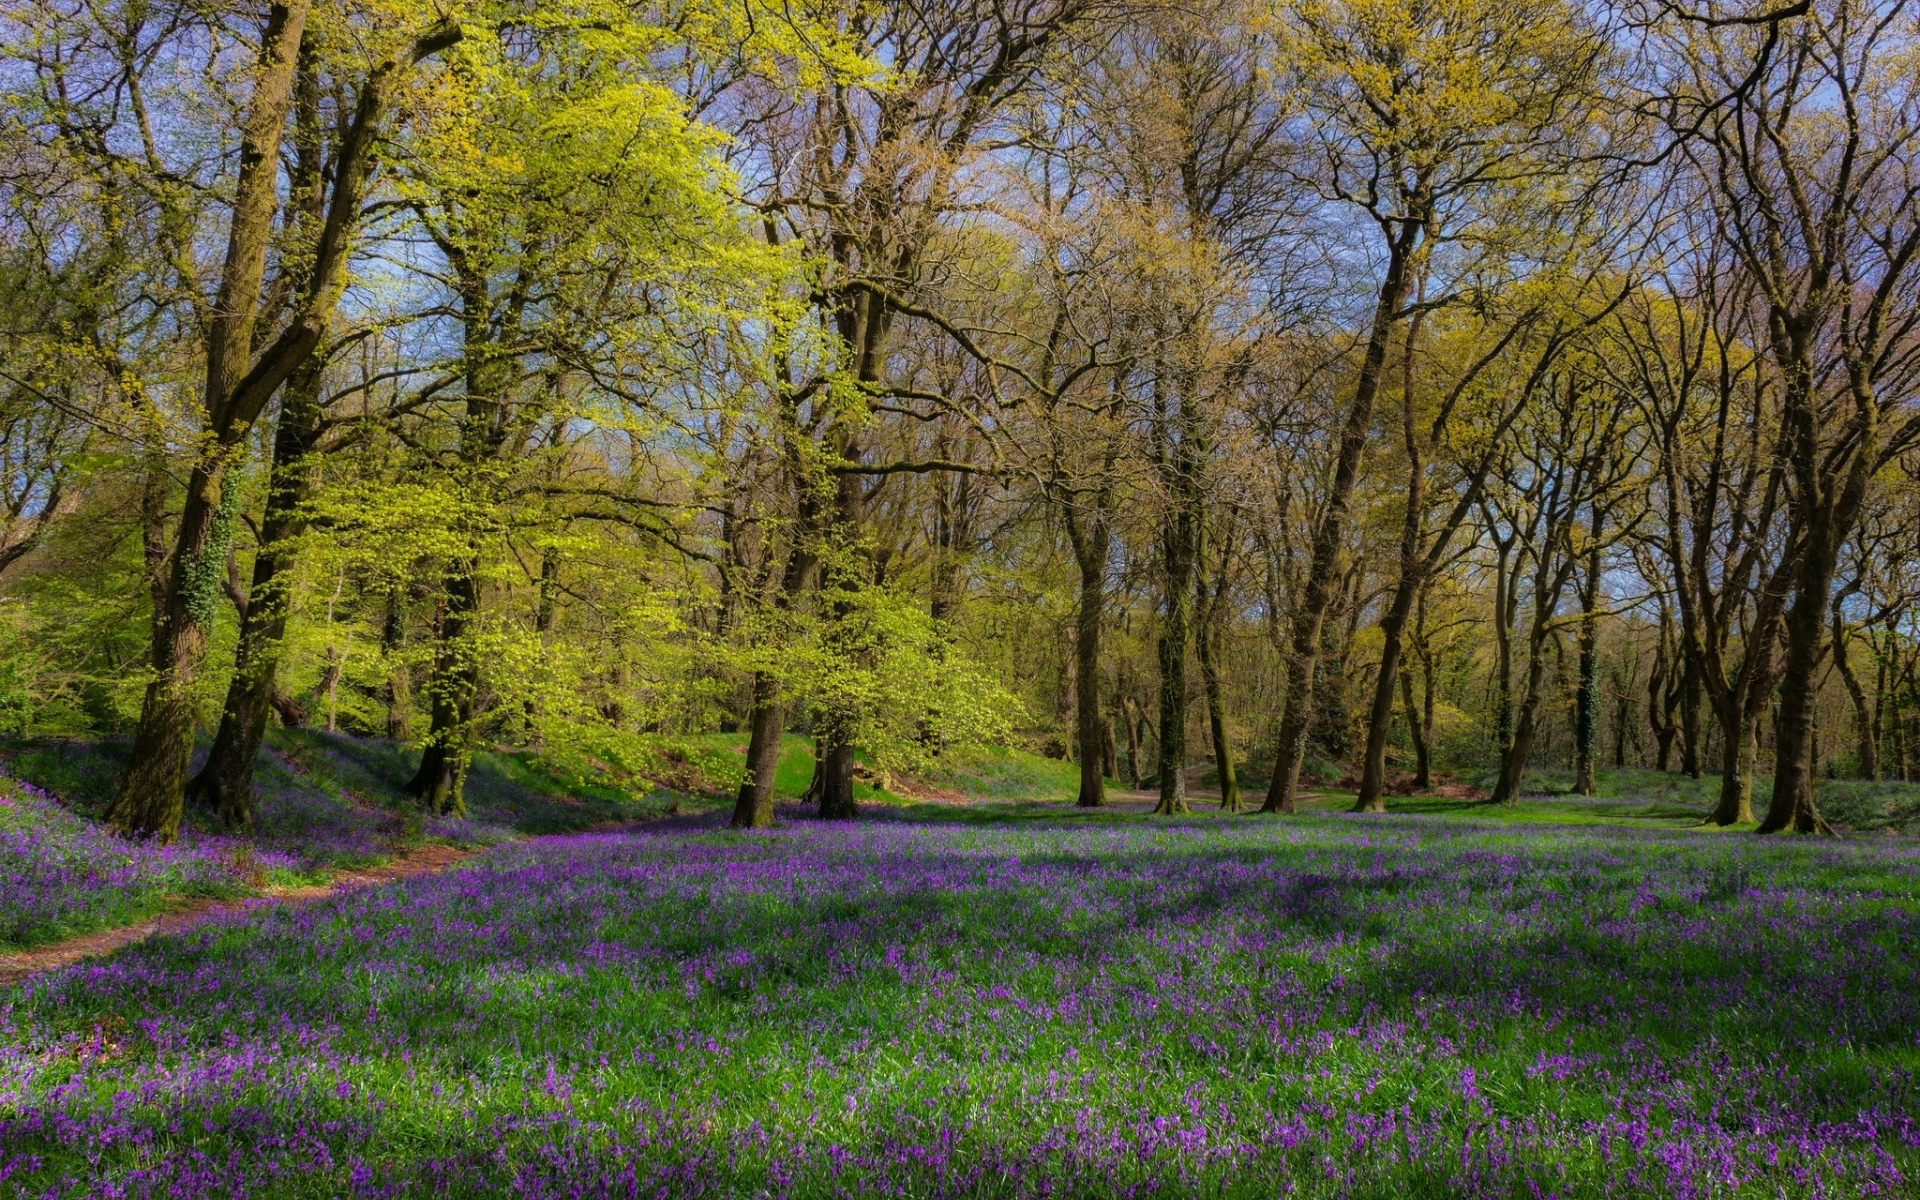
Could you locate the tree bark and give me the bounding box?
[109,9,459,839]
[1491,618,1554,804]
[1200,649,1239,812]
[1197,614,1239,812]
[816,735,857,819]
[1713,710,1757,824]
[1760,553,1838,834]
[106,0,311,842]
[1757,307,1865,835]
[731,671,784,828]
[1612,674,1633,769]
[1832,613,1875,780]
[1572,544,1601,796]
[1264,219,1420,814]
[1399,668,1426,792]
[1065,509,1111,808]
[190,35,332,809]
[1072,548,1108,808]
[1489,529,1519,762]
[1123,696,1143,789]
[1194,531,1240,812]
[185,356,323,827]
[731,440,821,828]
[1357,308,1426,812]
[1649,644,1678,772]
[1153,483,1196,814]
[1492,512,1583,804]
[405,580,475,817]
[1678,653,1704,779]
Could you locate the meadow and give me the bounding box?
[1,755,1917,1197]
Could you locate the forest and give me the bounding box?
[2,0,1920,1195]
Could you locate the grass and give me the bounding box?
[630,733,1100,807]
[1292,788,1710,828]
[2,803,1917,1196]
[1268,764,1920,836]
[8,743,1920,1194]
[0,775,276,949]
[0,730,666,953]
[0,731,1101,954]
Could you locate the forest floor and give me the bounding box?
[0,731,1093,959]
[0,842,475,986]
[4,747,1919,1196]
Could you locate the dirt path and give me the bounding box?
[0,843,476,987]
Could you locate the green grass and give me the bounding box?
[270,729,658,834]
[649,734,1105,807]
[934,742,1095,801]
[1278,764,1920,835]
[5,804,1917,1195]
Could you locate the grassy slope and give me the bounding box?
[662,733,1096,806]
[11,723,1917,957]
[0,731,1092,951]
[0,731,665,952]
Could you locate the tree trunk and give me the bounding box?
[1155,512,1195,815]
[730,671,783,828]
[1678,654,1704,779]
[816,735,857,819]
[1711,711,1757,824]
[524,546,558,743]
[1123,697,1143,789]
[1490,536,1517,761]
[404,577,476,817]
[1612,670,1633,769]
[1760,564,1837,833]
[140,434,171,647]
[1198,620,1239,812]
[1264,222,1419,815]
[1492,608,1556,804]
[1572,546,1601,796]
[731,481,819,827]
[1416,631,1436,789]
[1358,309,1427,812]
[1832,613,1875,780]
[1647,638,1675,771]
[1357,581,1415,812]
[106,0,311,842]
[383,587,411,741]
[185,359,324,828]
[1400,668,1427,794]
[1492,695,1542,804]
[1069,518,1110,808]
[1155,630,1189,813]
[1194,538,1240,813]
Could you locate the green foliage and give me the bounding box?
[934,744,1089,802]
[736,584,1027,784]
[181,472,244,634]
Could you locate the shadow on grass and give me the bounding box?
[0,730,676,843]
[8,806,1920,1195]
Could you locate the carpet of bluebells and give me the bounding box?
[0,776,302,948]
[3,810,1918,1197]
[0,741,517,949]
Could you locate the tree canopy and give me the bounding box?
[4,0,1920,838]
